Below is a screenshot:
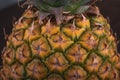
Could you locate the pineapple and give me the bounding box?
[0,0,120,80]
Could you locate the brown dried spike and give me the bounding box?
[86,6,100,16]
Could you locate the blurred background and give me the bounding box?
[0,0,120,65]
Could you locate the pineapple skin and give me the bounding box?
[0,6,120,80]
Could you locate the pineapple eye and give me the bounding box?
[92,22,103,29]
[71,70,81,79]
[95,25,103,30]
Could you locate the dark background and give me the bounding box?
[0,0,120,65]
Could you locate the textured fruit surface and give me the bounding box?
[0,6,120,80]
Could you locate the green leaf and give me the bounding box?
[43,0,69,7]
[80,0,91,5]
[29,0,91,14]
[76,5,90,14]
[64,0,91,14]
[30,0,57,12]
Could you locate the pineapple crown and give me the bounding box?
[23,0,100,24]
